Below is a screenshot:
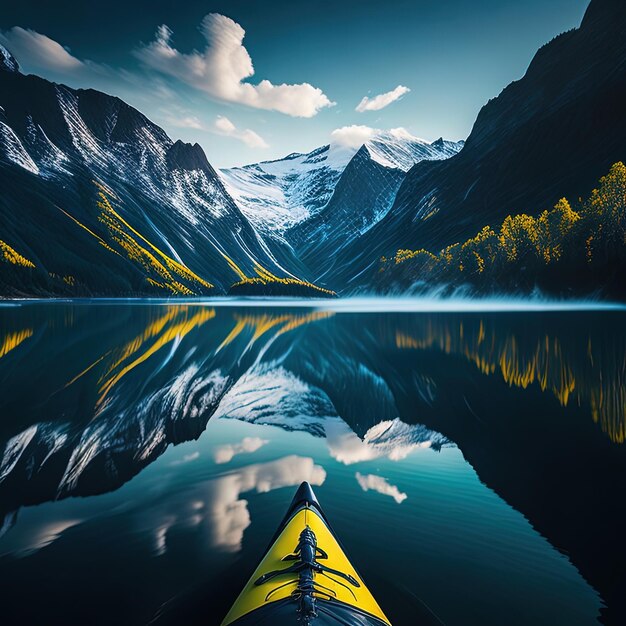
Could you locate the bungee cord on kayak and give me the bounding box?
[254,525,361,623]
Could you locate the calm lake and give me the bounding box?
[0,300,624,625]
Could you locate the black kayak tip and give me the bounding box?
[292,481,319,508]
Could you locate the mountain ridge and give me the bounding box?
[0,47,329,297]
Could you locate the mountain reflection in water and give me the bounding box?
[0,302,624,626]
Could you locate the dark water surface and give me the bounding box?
[0,301,624,625]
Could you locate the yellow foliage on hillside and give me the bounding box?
[95,191,213,294]
[230,260,336,296]
[0,240,35,268]
[385,161,626,286]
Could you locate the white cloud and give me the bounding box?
[389,127,416,140]
[214,116,237,134]
[356,85,410,112]
[214,115,269,148]
[0,27,85,73]
[329,124,423,152]
[214,436,269,464]
[169,451,200,466]
[325,418,439,465]
[330,125,378,149]
[167,115,206,130]
[135,14,334,117]
[138,455,326,556]
[356,472,407,504]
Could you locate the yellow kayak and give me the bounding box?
[222,482,392,625]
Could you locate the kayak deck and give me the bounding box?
[221,482,391,625]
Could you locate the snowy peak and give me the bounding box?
[364,131,464,171]
[220,132,463,235]
[0,66,324,296]
[220,143,350,233]
[0,44,19,73]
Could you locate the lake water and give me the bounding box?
[0,300,624,625]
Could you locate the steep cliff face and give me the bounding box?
[0,50,318,296]
[345,0,626,291]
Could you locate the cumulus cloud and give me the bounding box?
[135,14,334,117]
[0,27,85,73]
[160,111,268,148]
[356,472,407,504]
[388,127,416,140]
[330,124,423,151]
[214,436,269,464]
[330,125,378,149]
[325,418,442,465]
[213,115,269,148]
[356,85,410,112]
[138,455,326,556]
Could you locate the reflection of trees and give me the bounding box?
[0,328,33,359]
[97,307,216,406]
[396,318,625,443]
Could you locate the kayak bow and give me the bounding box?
[221,482,392,625]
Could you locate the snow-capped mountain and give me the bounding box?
[220,131,463,239]
[364,130,462,171]
[213,362,449,463]
[0,306,449,516]
[292,135,463,286]
[0,44,323,297]
[220,144,355,234]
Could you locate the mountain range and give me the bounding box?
[1,0,625,298]
[0,46,325,297]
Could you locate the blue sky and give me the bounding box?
[0,0,589,167]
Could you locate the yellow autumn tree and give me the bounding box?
[384,161,626,293]
[585,161,626,256]
[537,198,580,263]
[499,214,539,263]
[459,226,499,274]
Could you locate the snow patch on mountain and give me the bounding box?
[0,121,39,174]
[0,44,19,73]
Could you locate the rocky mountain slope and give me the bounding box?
[221,131,463,288]
[0,45,326,297]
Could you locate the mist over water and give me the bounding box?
[0,301,624,625]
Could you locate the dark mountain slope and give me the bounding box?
[342,0,626,291]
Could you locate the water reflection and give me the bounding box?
[355,472,407,504]
[0,303,624,624]
[213,437,269,464]
[143,454,326,556]
[395,317,626,443]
